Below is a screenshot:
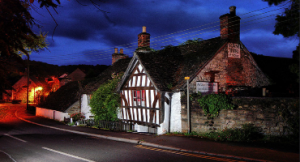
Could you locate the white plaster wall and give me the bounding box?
[36,107,69,121]
[134,124,148,132]
[133,92,181,135]
[170,92,182,132]
[117,107,122,119]
[157,93,170,135]
[81,94,93,119]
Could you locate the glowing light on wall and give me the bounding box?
[35,87,43,91]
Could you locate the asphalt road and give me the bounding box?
[0,105,235,162]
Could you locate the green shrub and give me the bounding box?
[197,93,234,117]
[189,92,202,101]
[90,72,123,122]
[202,124,262,142]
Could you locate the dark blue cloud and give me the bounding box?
[29,0,298,65]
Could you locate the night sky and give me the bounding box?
[28,0,298,66]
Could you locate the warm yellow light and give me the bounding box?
[35,87,43,91]
[184,77,190,80]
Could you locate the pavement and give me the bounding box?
[15,108,300,162]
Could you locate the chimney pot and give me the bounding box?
[120,48,123,54]
[220,6,240,42]
[114,48,118,53]
[229,6,236,15]
[142,26,146,33]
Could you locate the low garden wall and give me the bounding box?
[181,97,298,136]
[36,107,70,121]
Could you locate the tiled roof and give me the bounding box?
[136,37,227,91]
[67,68,86,81]
[39,58,131,112]
[38,81,80,112]
[82,58,131,94]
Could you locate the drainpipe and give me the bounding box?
[168,92,173,133]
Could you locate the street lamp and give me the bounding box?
[184,76,190,133]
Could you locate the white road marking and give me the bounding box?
[15,110,270,162]
[4,134,27,143]
[42,147,96,162]
[0,150,17,162]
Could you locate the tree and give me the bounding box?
[263,0,299,84]
[0,0,55,93]
[0,0,59,58]
[290,46,299,82]
[263,0,299,38]
[89,73,123,121]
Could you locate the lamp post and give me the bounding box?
[184,76,190,133]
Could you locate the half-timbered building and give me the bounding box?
[117,6,270,135]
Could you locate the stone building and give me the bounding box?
[116,6,270,135]
[112,48,129,65]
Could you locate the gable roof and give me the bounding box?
[38,81,80,112]
[13,75,44,89]
[82,58,131,94]
[118,37,228,92]
[39,58,131,112]
[67,68,86,81]
[251,53,298,86]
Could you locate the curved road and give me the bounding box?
[0,105,235,162]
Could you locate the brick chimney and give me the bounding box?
[219,6,241,43]
[112,48,128,64]
[137,26,150,52]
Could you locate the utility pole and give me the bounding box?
[26,55,29,110]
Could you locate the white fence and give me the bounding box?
[36,107,70,121]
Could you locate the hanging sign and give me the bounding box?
[196,82,218,95]
[228,43,240,58]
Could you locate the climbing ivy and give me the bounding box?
[90,72,123,121]
[197,93,234,118]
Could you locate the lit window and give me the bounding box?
[133,90,145,106]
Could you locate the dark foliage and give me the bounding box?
[263,0,299,37]
[251,52,299,97]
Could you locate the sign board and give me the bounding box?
[196,82,218,95]
[228,43,240,58]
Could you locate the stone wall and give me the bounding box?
[65,100,80,115]
[181,96,298,136]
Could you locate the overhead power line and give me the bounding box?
[33,4,293,63]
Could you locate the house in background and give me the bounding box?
[116,6,270,135]
[12,75,48,104]
[2,90,12,102]
[59,68,86,87]
[37,52,130,120]
[45,76,60,93]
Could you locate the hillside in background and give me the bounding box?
[6,60,109,87]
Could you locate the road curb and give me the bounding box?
[16,110,272,162]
